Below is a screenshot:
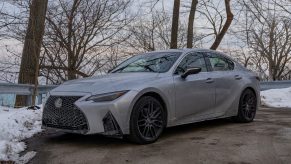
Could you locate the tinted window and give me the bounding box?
[208,55,234,71]
[111,52,182,73]
[175,53,207,75]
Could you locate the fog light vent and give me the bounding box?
[102,112,122,135]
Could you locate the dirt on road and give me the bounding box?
[26,107,291,164]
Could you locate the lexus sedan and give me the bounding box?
[42,49,260,144]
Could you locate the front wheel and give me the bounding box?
[234,89,257,123]
[128,96,166,144]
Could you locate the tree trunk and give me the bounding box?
[210,0,233,50]
[15,0,48,107]
[170,0,180,49]
[268,61,276,81]
[187,0,198,48]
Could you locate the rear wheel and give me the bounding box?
[128,96,166,144]
[234,89,257,123]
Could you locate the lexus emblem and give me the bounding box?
[54,98,62,108]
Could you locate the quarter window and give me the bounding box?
[208,55,234,71]
[175,53,207,75]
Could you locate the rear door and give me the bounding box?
[205,52,242,115]
[174,52,216,122]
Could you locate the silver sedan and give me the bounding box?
[42,49,260,144]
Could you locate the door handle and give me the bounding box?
[206,78,214,83]
[235,75,242,80]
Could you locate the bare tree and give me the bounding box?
[125,10,188,53]
[41,0,131,84]
[240,0,291,80]
[187,0,198,48]
[0,1,31,84]
[0,0,30,40]
[250,19,291,80]
[15,0,48,107]
[209,0,233,50]
[196,0,233,49]
[0,1,17,37]
[170,0,180,49]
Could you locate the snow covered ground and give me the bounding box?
[261,87,291,108]
[0,106,42,163]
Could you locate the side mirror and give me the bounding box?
[181,67,201,79]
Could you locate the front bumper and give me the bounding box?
[42,90,138,135]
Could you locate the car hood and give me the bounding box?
[51,73,160,95]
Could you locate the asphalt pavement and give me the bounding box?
[26,107,291,164]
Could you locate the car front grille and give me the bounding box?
[42,96,89,133]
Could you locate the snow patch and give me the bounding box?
[261,87,291,108]
[0,106,42,163]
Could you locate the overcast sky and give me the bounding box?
[0,0,241,59]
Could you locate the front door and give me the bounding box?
[174,52,215,122]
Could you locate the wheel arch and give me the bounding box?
[241,86,259,101]
[140,92,168,121]
[230,85,259,117]
[240,86,260,109]
[234,86,258,122]
[126,90,169,144]
[127,88,170,129]
[243,87,257,95]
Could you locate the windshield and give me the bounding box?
[111,52,182,73]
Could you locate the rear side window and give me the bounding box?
[175,53,207,75]
[208,55,234,71]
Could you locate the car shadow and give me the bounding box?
[162,118,234,138]
[46,132,129,146]
[41,118,234,146]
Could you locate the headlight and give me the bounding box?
[86,90,129,102]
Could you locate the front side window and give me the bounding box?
[111,52,182,73]
[208,55,234,71]
[175,53,207,75]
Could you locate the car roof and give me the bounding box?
[152,48,235,62]
[145,48,236,61]
[151,48,225,54]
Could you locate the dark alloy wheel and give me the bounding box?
[234,89,257,123]
[129,96,166,144]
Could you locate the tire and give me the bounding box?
[234,89,257,123]
[128,96,166,144]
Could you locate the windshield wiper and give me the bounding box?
[112,64,157,73]
[111,65,128,73]
[136,63,157,72]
